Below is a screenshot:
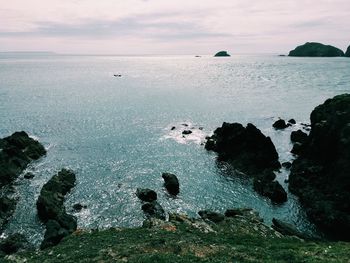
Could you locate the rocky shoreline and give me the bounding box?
[1,94,350,261]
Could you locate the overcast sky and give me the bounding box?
[1,0,349,54]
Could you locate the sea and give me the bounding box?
[1,53,349,245]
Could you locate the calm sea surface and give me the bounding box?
[1,54,349,245]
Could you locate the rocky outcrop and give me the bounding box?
[273,119,288,129]
[198,210,225,223]
[141,202,166,220]
[162,173,179,196]
[290,130,308,144]
[289,42,345,57]
[345,46,350,57]
[214,51,230,57]
[36,169,77,249]
[272,218,306,239]
[0,132,46,231]
[289,94,350,240]
[0,233,32,255]
[206,122,286,203]
[136,188,157,202]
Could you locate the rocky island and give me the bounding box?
[345,45,350,57]
[289,42,345,57]
[214,51,230,57]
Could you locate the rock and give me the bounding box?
[182,130,192,135]
[0,197,16,231]
[291,142,303,155]
[141,201,166,220]
[72,203,87,212]
[289,94,350,241]
[36,169,77,249]
[136,188,157,202]
[198,210,225,223]
[273,119,288,129]
[345,46,350,57]
[282,162,292,169]
[23,172,35,179]
[288,119,296,125]
[162,173,179,196]
[205,122,281,174]
[253,174,287,204]
[0,233,31,255]
[171,126,176,130]
[290,130,308,144]
[224,208,263,222]
[214,51,230,57]
[272,218,306,239]
[288,42,345,57]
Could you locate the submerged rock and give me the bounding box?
[273,119,288,129]
[136,188,157,202]
[288,42,345,57]
[23,172,35,179]
[214,51,230,57]
[162,173,179,196]
[253,172,287,204]
[288,119,296,125]
[36,169,77,249]
[72,203,87,212]
[182,130,192,135]
[289,94,350,240]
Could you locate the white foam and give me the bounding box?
[161,123,208,145]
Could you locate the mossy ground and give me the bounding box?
[4,214,350,263]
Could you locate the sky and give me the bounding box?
[0,0,349,54]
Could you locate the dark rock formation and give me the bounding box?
[288,119,296,125]
[0,131,46,187]
[345,46,350,57]
[72,203,87,212]
[206,122,286,203]
[198,210,225,223]
[289,94,350,240]
[136,188,157,202]
[0,233,32,255]
[162,173,179,196]
[224,208,263,222]
[36,169,77,249]
[142,202,166,220]
[182,130,192,135]
[0,197,16,232]
[206,122,281,174]
[214,51,230,57]
[273,119,288,130]
[0,132,46,231]
[289,42,345,57]
[290,130,308,144]
[253,172,287,204]
[291,142,303,155]
[272,218,306,239]
[24,172,35,179]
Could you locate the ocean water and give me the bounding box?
[1,54,349,245]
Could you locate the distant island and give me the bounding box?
[214,51,230,57]
[288,42,345,57]
[346,45,350,57]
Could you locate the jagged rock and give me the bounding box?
[0,233,32,255]
[288,119,296,125]
[141,201,166,220]
[136,188,157,202]
[291,130,308,144]
[206,122,280,174]
[272,218,306,239]
[291,142,303,155]
[253,173,287,204]
[214,51,230,57]
[162,173,179,196]
[273,119,288,129]
[289,42,345,57]
[37,169,77,249]
[345,46,350,57]
[198,210,225,223]
[289,94,350,240]
[182,130,192,135]
[282,162,292,169]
